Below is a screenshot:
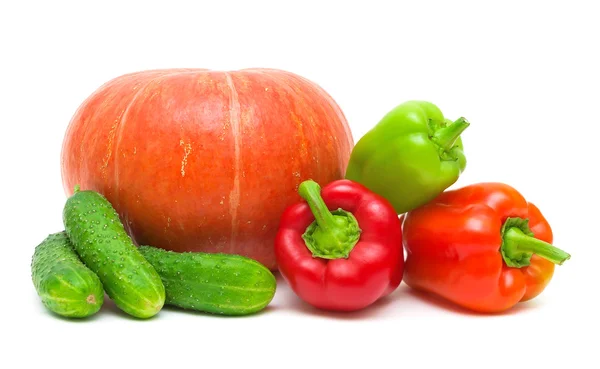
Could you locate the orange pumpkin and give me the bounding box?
[61,68,353,269]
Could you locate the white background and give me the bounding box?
[2,0,598,368]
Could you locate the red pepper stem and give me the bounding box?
[298,180,361,260]
[298,180,337,231]
[433,117,470,151]
[503,227,571,266]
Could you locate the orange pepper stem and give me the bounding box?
[501,217,571,268]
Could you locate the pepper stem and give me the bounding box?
[501,217,571,268]
[298,180,361,259]
[298,180,337,232]
[433,117,470,151]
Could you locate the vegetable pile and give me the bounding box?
[32,69,570,318]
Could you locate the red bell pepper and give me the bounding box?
[402,182,570,313]
[275,179,404,311]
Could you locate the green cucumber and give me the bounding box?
[63,186,165,319]
[138,246,276,316]
[31,232,104,318]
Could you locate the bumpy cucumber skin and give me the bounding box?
[139,246,276,316]
[63,190,165,319]
[31,232,104,318]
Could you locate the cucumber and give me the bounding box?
[31,232,104,318]
[138,246,276,316]
[63,187,165,319]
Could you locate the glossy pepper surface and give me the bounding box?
[275,179,404,311]
[345,101,469,214]
[402,182,570,313]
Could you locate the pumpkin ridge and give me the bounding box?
[225,72,241,253]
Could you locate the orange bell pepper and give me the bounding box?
[402,182,570,313]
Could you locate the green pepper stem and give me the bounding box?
[433,117,470,151]
[74,184,81,193]
[298,180,336,231]
[298,180,361,259]
[503,227,571,265]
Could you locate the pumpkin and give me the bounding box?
[61,68,353,269]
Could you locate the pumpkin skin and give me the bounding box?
[61,68,353,269]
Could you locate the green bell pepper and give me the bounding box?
[345,101,469,214]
